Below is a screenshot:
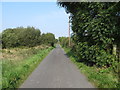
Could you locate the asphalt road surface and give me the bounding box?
[20,45,95,88]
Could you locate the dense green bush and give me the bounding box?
[64,48,119,88]
[75,42,116,67]
[59,37,69,47]
[2,27,41,48]
[58,2,120,70]
[41,33,56,46]
[2,27,56,48]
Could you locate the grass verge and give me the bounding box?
[2,46,53,89]
[63,47,119,88]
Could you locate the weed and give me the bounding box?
[2,46,53,89]
[63,47,119,88]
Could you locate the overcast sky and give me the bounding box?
[1,2,70,38]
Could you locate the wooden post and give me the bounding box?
[113,44,117,56]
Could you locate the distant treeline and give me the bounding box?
[1,26,58,48]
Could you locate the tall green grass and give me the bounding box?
[63,47,119,88]
[2,46,53,89]
[0,59,2,90]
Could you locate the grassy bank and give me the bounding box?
[63,47,119,88]
[0,40,1,89]
[1,45,53,89]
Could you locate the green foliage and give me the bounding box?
[0,60,2,90]
[0,33,2,47]
[2,26,56,48]
[41,33,56,47]
[59,37,69,47]
[64,47,119,88]
[58,2,119,88]
[55,39,58,44]
[75,42,116,67]
[2,27,41,48]
[58,2,120,68]
[2,47,53,89]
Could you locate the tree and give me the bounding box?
[58,2,120,67]
[41,33,56,47]
[59,37,69,47]
[2,26,41,48]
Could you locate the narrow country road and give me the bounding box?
[20,45,94,88]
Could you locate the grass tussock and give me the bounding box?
[63,47,119,88]
[1,45,53,89]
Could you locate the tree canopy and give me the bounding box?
[2,26,56,48]
[41,33,56,47]
[58,2,120,68]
